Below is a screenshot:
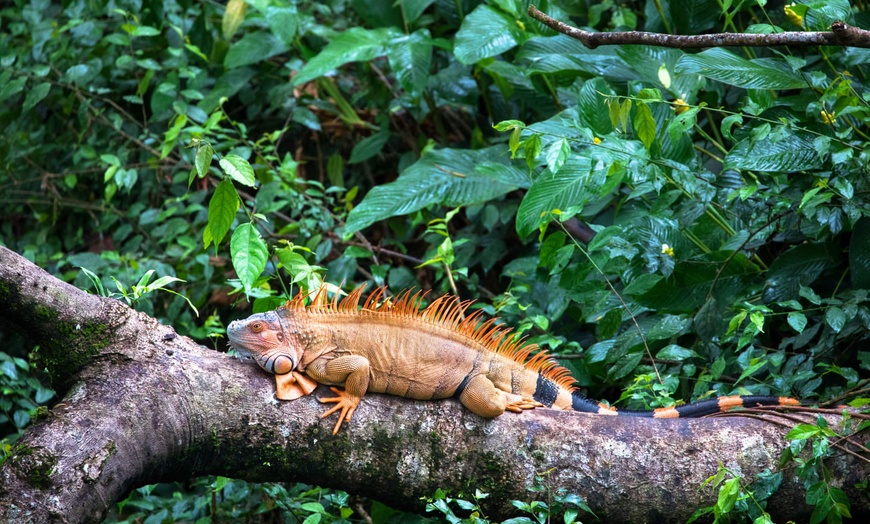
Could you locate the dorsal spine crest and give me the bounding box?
[281,283,577,391]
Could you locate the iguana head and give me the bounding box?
[227,310,302,376]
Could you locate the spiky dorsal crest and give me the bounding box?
[283,283,577,391]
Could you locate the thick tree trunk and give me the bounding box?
[0,246,867,523]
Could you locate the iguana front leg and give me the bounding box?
[305,355,370,434]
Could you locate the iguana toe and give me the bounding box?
[319,387,361,434]
[505,398,543,412]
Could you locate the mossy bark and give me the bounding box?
[0,246,868,523]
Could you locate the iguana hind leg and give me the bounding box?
[306,355,370,434]
[459,374,540,418]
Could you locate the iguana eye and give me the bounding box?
[250,321,263,332]
[268,355,294,375]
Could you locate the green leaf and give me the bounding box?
[544,138,570,173]
[387,29,433,98]
[826,306,846,332]
[293,28,400,85]
[725,132,823,173]
[196,143,214,178]
[516,157,593,238]
[608,351,644,380]
[23,82,51,111]
[786,423,820,440]
[207,179,240,248]
[676,48,807,89]
[345,146,528,234]
[266,5,298,45]
[787,312,807,333]
[231,223,268,292]
[349,129,389,164]
[656,344,697,361]
[577,78,614,136]
[633,103,657,151]
[224,32,288,69]
[219,155,256,187]
[523,134,542,171]
[0,76,26,102]
[454,5,524,65]
[667,105,701,142]
[720,114,743,140]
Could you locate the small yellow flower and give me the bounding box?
[820,109,836,125]
[784,3,803,27]
[673,98,689,115]
[661,243,675,257]
[593,137,602,144]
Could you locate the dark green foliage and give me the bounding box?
[1,0,868,521]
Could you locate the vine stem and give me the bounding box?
[557,221,662,385]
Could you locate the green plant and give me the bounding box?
[688,464,782,524]
[0,350,54,464]
[2,0,869,519]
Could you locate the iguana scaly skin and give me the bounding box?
[227,285,799,434]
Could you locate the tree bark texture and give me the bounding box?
[0,246,867,523]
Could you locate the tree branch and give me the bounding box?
[0,246,868,523]
[528,6,870,49]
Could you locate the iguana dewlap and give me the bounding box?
[227,285,798,434]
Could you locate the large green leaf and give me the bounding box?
[224,32,288,69]
[345,146,528,234]
[517,35,633,79]
[577,78,614,136]
[387,29,433,98]
[676,48,807,89]
[266,5,298,45]
[617,46,703,98]
[454,5,524,65]
[804,0,852,31]
[293,27,401,85]
[634,252,761,312]
[207,179,240,249]
[231,223,268,292]
[670,0,719,34]
[516,156,594,238]
[724,131,823,172]
[763,242,840,302]
[850,217,870,289]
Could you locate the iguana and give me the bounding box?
[227,284,799,434]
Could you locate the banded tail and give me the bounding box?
[567,389,799,418]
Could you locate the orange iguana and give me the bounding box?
[227,285,799,434]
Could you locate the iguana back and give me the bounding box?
[227,285,798,434]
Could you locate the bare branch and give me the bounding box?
[528,6,870,49]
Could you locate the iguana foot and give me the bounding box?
[319,387,362,434]
[275,371,319,400]
[504,398,544,413]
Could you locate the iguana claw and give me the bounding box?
[319,387,362,434]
